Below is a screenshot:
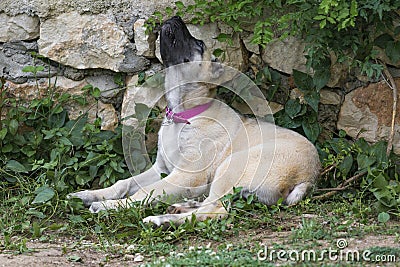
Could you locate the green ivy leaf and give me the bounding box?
[378,212,390,223]
[313,68,330,90]
[135,103,152,121]
[2,143,13,153]
[357,154,376,170]
[302,120,321,143]
[32,186,55,204]
[374,33,394,49]
[75,174,92,186]
[48,109,67,128]
[69,215,85,224]
[370,141,388,165]
[21,66,36,73]
[9,119,19,136]
[59,136,73,146]
[175,1,185,10]
[0,128,7,140]
[89,165,98,178]
[213,48,225,58]
[285,99,302,119]
[6,160,28,173]
[274,110,302,129]
[91,87,101,98]
[22,65,44,73]
[395,26,400,36]
[293,70,313,92]
[372,173,389,190]
[338,154,353,177]
[372,188,393,207]
[216,33,232,43]
[66,115,88,147]
[21,146,36,157]
[386,41,400,62]
[304,90,320,112]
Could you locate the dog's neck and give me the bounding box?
[165,83,215,112]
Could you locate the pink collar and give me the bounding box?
[166,102,213,124]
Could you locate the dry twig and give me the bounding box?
[313,171,367,200]
[381,63,398,157]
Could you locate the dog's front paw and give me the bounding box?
[88,200,117,213]
[89,201,107,213]
[67,190,97,207]
[143,215,165,227]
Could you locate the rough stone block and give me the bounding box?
[337,79,400,154]
[0,13,40,42]
[262,36,308,75]
[38,11,148,72]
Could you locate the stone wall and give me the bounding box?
[1,1,399,153]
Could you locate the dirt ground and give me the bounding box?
[1,230,399,267]
[0,239,142,267]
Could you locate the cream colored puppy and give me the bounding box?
[69,16,321,226]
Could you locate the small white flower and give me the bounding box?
[126,244,135,251]
[133,254,144,262]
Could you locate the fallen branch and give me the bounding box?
[320,163,337,177]
[313,171,367,200]
[381,63,398,157]
[316,186,350,192]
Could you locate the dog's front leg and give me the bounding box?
[88,169,209,213]
[68,165,164,207]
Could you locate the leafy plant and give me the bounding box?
[274,70,325,143]
[318,135,399,218]
[1,71,129,203]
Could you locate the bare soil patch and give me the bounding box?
[1,229,398,266]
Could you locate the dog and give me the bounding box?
[69,16,321,226]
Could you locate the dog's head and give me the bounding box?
[160,16,209,67]
[160,17,228,108]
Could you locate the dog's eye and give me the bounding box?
[184,58,190,62]
[195,40,205,53]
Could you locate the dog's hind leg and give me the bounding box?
[142,156,243,226]
[143,171,234,226]
[166,200,202,214]
[143,199,228,227]
[284,182,313,205]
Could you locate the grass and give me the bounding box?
[1,175,399,266]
